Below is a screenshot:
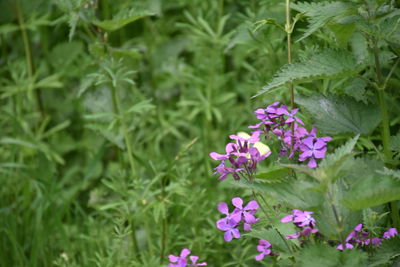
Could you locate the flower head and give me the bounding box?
[383,228,398,239]
[168,248,207,267]
[255,240,272,261]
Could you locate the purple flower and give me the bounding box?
[299,136,329,168]
[383,228,398,239]
[168,248,191,267]
[212,162,243,181]
[216,218,241,242]
[168,248,207,267]
[281,209,316,228]
[231,197,259,229]
[189,256,207,266]
[276,106,304,125]
[255,240,272,261]
[281,209,318,239]
[336,224,382,250]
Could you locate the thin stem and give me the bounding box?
[109,85,140,257]
[327,190,345,249]
[15,0,44,115]
[372,38,400,229]
[285,0,295,151]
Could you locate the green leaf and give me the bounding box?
[368,237,400,267]
[376,168,400,179]
[292,1,356,41]
[341,175,400,210]
[93,8,155,32]
[343,78,369,103]
[390,132,400,154]
[255,50,363,96]
[231,179,323,209]
[319,135,359,181]
[329,23,356,48]
[255,166,290,181]
[296,94,381,134]
[298,244,367,267]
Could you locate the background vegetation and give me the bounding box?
[0,0,399,266]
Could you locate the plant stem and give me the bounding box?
[15,0,44,116]
[285,0,294,110]
[372,38,400,229]
[109,85,140,257]
[285,0,295,153]
[327,190,345,249]
[110,86,136,174]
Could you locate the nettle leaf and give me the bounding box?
[318,135,359,181]
[255,50,363,96]
[390,132,400,154]
[298,244,367,267]
[341,174,400,210]
[368,237,400,267]
[376,168,400,180]
[329,23,356,48]
[296,94,380,135]
[93,8,155,32]
[343,78,369,104]
[292,1,356,41]
[255,166,291,181]
[231,179,323,209]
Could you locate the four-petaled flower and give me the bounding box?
[383,228,398,239]
[168,248,207,267]
[255,240,272,261]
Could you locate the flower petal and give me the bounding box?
[232,197,243,209]
[244,200,259,211]
[180,248,191,258]
[217,202,229,215]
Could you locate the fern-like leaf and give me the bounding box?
[255,50,363,97]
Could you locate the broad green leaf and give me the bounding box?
[292,1,356,41]
[368,237,400,267]
[93,8,155,32]
[298,244,367,267]
[255,166,290,181]
[319,135,359,181]
[341,175,400,210]
[296,94,380,134]
[329,23,356,48]
[255,50,364,96]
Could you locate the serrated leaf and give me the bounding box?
[93,8,155,32]
[368,237,400,267]
[376,168,400,179]
[231,179,323,209]
[255,50,363,96]
[319,135,359,181]
[255,166,290,181]
[296,94,380,134]
[341,175,400,210]
[298,244,366,267]
[292,1,356,41]
[343,78,369,103]
[329,23,356,48]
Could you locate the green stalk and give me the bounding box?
[15,0,44,115]
[109,85,140,257]
[372,39,400,229]
[285,0,296,153]
[110,86,136,174]
[285,0,294,110]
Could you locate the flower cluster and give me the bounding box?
[168,248,207,267]
[280,209,319,239]
[249,102,332,168]
[255,240,276,261]
[337,224,398,250]
[210,132,271,181]
[216,197,259,242]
